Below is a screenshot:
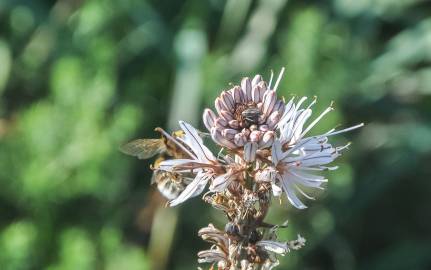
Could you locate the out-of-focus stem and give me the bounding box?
[148,27,207,270]
[148,206,178,270]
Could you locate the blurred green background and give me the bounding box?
[1,0,431,269]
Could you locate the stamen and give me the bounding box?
[300,166,336,173]
[294,184,315,200]
[336,142,351,151]
[295,96,308,111]
[324,123,364,137]
[288,98,316,139]
[268,69,274,89]
[300,104,334,138]
[282,136,316,157]
[273,67,285,92]
[306,96,317,110]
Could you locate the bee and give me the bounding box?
[120,129,192,200]
[241,107,261,126]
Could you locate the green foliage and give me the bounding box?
[0,0,430,269]
[0,221,37,270]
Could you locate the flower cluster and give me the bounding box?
[145,70,362,269]
[203,75,284,154]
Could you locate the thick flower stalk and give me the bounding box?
[133,70,362,269]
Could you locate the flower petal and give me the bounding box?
[241,77,252,102]
[234,133,247,147]
[267,111,281,129]
[210,173,232,192]
[271,140,283,165]
[232,86,243,103]
[262,90,276,116]
[250,130,261,142]
[158,159,196,171]
[252,74,262,87]
[278,97,295,126]
[169,171,210,206]
[278,97,308,143]
[272,182,283,196]
[197,249,227,264]
[244,142,257,162]
[221,128,238,140]
[179,121,216,162]
[228,119,240,129]
[203,108,217,131]
[220,110,234,121]
[221,91,234,110]
[211,127,237,149]
[252,85,262,103]
[297,148,338,167]
[259,131,275,148]
[257,81,267,100]
[215,117,228,128]
[280,174,307,209]
[256,240,289,255]
[272,99,285,115]
[290,109,312,143]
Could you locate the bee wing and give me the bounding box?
[120,139,166,159]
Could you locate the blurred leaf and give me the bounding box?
[47,228,96,270]
[0,221,37,270]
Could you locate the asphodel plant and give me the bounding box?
[122,68,363,270]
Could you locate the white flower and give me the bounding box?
[271,123,362,209]
[277,96,333,146]
[203,75,283,149]
[158,121,219,206]
[197,249,228,265]
[269,97,364,209]
[256,240,290,256]
[210,172,235,192]
[203,69,287,162]
[288,234,306,250]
